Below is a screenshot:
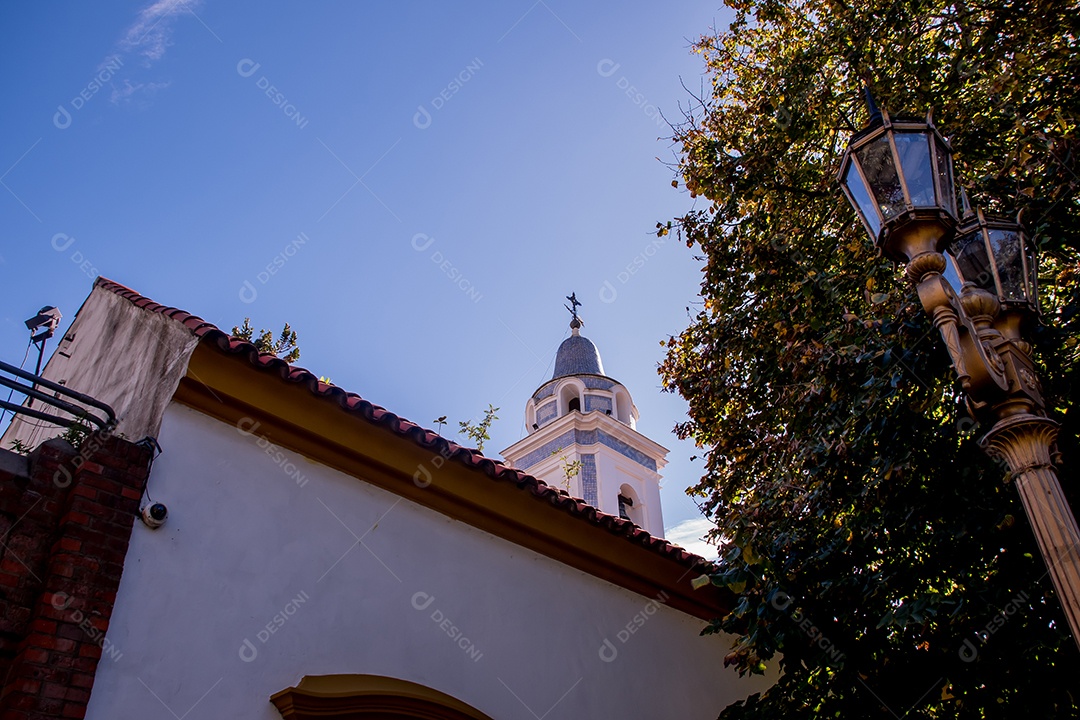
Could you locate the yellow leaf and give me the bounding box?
[742,545,760,565]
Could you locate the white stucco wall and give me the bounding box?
[85,403,768,719]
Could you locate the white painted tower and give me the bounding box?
[501,306,668,538]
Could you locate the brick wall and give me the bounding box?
[0,433,151,720]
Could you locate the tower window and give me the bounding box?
[568,397,581,413]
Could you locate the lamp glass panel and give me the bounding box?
[943,253,963,295]
[934,140,956,217]
[988,228,1026,302]
[843,162,881,240]
[950,229,994,292]
[894,133,936,207]
[1025,238,1038,305]
[855,136,905,220]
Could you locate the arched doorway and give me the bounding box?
[271,674,496,720]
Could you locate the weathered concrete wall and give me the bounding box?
[2,284,198,452]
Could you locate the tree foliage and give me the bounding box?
[232,318,301,363]
[660,0,1080,716]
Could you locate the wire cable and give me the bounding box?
[0,340,33,428]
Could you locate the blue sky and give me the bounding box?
[0,1,731,552]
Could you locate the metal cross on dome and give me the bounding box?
[564,292,582,324]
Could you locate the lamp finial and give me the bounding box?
[863,85,883,125]
[959,187,974,218]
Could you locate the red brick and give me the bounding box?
[70,672,94,689]
[1,558,29,574]
[77,643,101,660]
[29,618,58,634]
[80,475,122,495]
[38,604,69,621]
[51,653,75,670]
[2,693,38,710]
[71,657,96,673]
[56,537,81,552]
[42,681,68,699]
[36,636,77,654]
[120,486,142,500]
[22,648,49,664]
[38,697,64,714]
[62,702,87,718]
[8,677,40,694]
[60,511,91,526]
[56,624,84,642]
[74,461,104,476]
[70,485,97,500]
[63,687,90,703]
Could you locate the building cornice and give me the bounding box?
[503,410,669,469]
[174,343,725,620]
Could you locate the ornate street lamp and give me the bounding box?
[838,92,1079,651]
[950,207,1039,314]
[838,92,958,263]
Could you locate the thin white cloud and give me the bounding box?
[119,0,203,63]
[665,517,721,559]
[110,79,171,104]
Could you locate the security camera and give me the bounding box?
[140,502,168,528]
[25,306,62,341]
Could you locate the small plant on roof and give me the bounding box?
[232,318,301,363]
[59,414,93,449]
[458,405,499,453]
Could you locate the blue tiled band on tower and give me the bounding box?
[584,394,612,413]
[536,401,557,426]
[514,428,656,472]
[580,454,598,506]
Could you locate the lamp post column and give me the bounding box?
[981,415,1080,644]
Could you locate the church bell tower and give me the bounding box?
[501,295,668,538]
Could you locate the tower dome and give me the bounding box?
[552,323,604,379]
[501,294,669,538]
